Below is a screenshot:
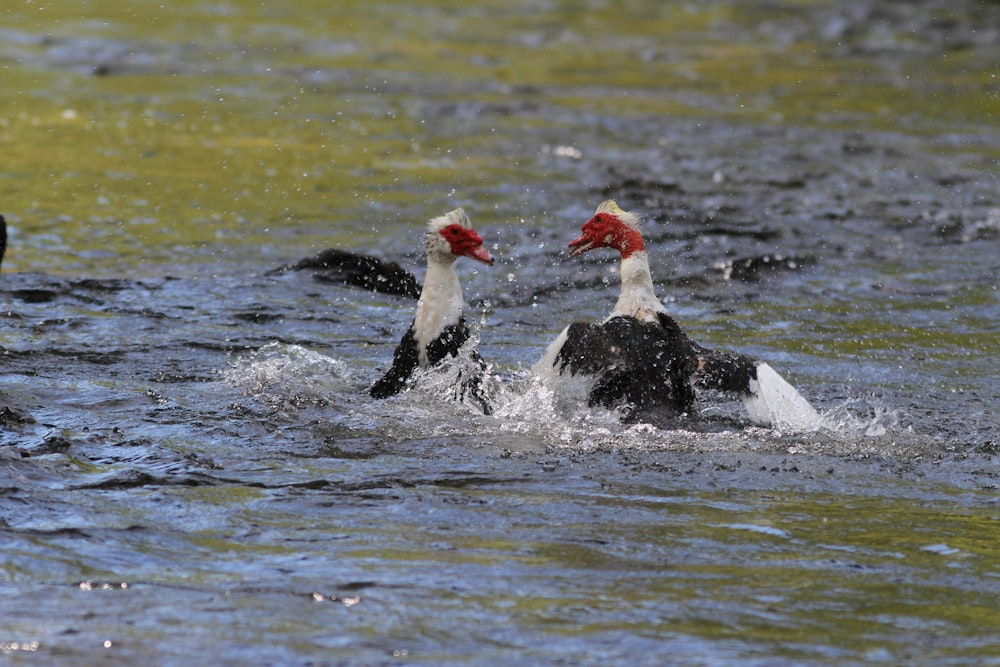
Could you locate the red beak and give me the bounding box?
[568,233,594,258]
[466,244,494,265]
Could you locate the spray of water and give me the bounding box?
[225,341,353,401]
[222,341,906,457]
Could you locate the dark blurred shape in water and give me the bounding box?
[271,248,421,299]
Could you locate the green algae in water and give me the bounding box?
[2,0,997,276]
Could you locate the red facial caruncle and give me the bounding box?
[569,212,645,258]
[439,223,494,265]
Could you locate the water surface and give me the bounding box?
[1,1,999,665]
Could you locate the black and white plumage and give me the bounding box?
[369,208,494,413]
[536,200,818,428]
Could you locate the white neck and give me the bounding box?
[413,255,465,365]
[608,251,665,322]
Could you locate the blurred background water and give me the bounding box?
[1,1,999,665]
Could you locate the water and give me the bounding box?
[2,1,1000,665]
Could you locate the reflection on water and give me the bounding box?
[2,1,999,665]
[2,0,998,277]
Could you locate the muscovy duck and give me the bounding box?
[534,200,819,429]
[369,208,495,414]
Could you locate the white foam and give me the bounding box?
[743,362,823,433]
[820,399,900,439]
[393,332,500,416]
[225,341,353,399]
[224,342,905,451]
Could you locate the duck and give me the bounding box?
[534,200,819,429]
[369,208,495,414]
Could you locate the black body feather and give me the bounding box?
[274,248,420,299]
[553,312,757,422]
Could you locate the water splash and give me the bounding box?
[364,330,498,418]
[820,397,902,439]
[225,341,353,401]
[222,343,906,457]
[490,372,620,440]
[407,356,493,416]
